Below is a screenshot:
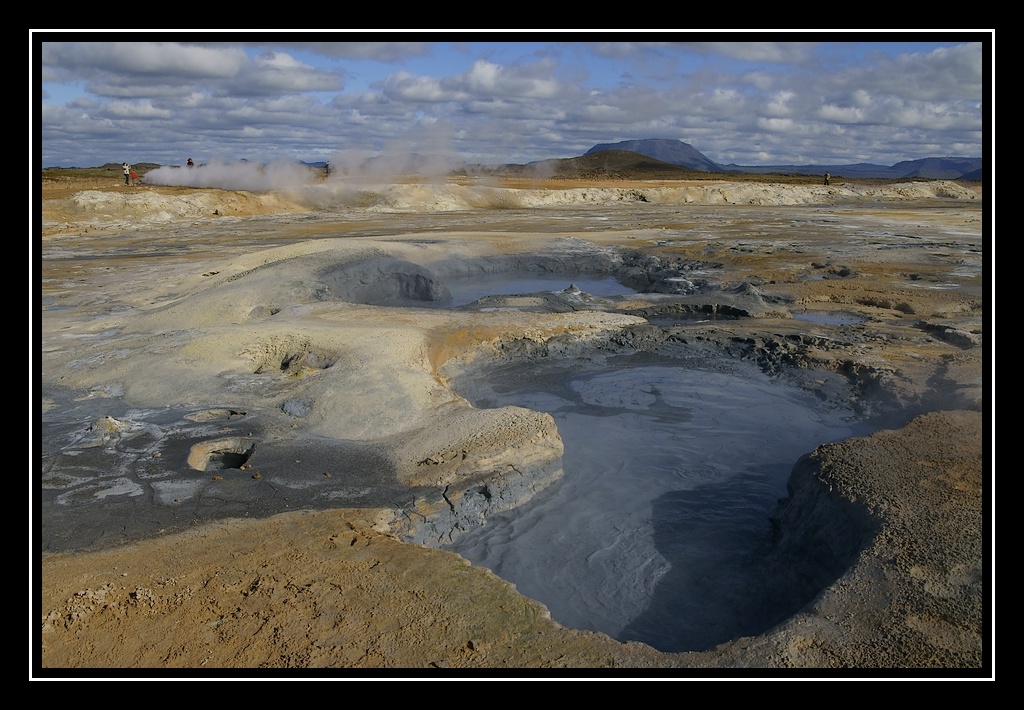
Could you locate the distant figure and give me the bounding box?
[129,168,138,186]
[122,163,131,185]
[187,158,194,168]
[324,161,332,178]
[824,172,831,186]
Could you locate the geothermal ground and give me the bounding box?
[36,170,989,675]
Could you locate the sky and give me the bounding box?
[33,33,992,170]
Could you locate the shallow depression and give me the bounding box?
[445,356,874,653]
[323,252,640,309]
[444,272,636,308]
[791,310,867,325]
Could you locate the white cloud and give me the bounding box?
[37,38,988,168]
[383,71,461,102]
[265,41,433,62]
[764,90,795,117]
[593,41,816,63]
[817,104,867,123]
[43,42,247,79]
[580,104,632,122]
[705,88,746,111]
[687,42,818,63]
[235,51,342,95]
[462,59,562,99]
[102,100,172,119]
[755,117,798,133]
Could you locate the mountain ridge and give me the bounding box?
[585,138,982,180]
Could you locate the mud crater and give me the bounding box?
[186,437,256,471]
[241,336,339,377]
[319,249,739,312]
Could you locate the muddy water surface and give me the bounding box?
[448,356,875,652]
[445,273,635,308]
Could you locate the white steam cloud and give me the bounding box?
[144,158,320,191]
[143,151,467,193]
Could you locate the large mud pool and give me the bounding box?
[445,354,875,652]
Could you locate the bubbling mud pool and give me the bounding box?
[445,355,876,653]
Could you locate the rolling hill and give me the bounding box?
[586,139,982,180]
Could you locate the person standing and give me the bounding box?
[824,172,831,186]
[122,162,131,185]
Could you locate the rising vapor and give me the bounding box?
[144,158,321,191]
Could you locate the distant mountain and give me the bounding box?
[586,139,982,180]
[97,161,160,172]
[725,156,983,180]
[525,150,709,178]
[889,157,983,180]
[585,139,722,172]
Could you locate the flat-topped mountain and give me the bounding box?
[586,139,722,172]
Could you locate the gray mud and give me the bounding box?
[40,241,961,553]
[41,244,897,553]
[444,353,876,652]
